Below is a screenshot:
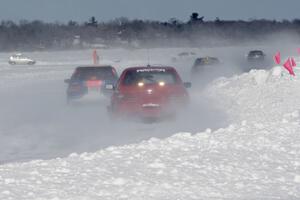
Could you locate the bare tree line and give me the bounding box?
[1,13,300,51]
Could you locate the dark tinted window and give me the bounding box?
[122,69,177,85]
[248,51,264,56]
[194,57,219,66]
[71,67,116,81]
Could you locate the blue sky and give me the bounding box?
[1,0,300,23]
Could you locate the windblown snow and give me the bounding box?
[0,49,299,199]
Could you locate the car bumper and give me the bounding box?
[111,101,182,120]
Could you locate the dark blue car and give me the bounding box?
[64,65,118,103]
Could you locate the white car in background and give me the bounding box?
[8,53,36,65]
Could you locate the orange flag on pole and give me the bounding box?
[93,49,99,65]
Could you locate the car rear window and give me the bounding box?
[194,57,219,66]
[72,67,116,81]
[122,69,177,85]
[249,51,263,56]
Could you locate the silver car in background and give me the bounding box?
[8,53,36,65]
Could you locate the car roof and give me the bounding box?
[12,53,23,56]
[76,65,114,70]
[196,56,219,60]
[123,66,176,72]
[195,57,220,63]
[249,50,264,53]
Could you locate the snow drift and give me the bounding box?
[0,62,300,199]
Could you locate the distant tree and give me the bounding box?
[113,17,129,26]
[168,18,178,25]
[85,16,97,27]
[190,13,199,21]
[68,20,78,26]
[189,12,204,23]
[214,17,224,25]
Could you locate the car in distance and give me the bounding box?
[64,65,118,103]
[244,50,270,71]
[190,56,222,87]
[191,56,220,74]
[247,50,265,62]
[107,66,191,121]
[8,53,36,65]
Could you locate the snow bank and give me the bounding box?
[0,67,299,199]
[0,120,299,199]
[206,67,300,122]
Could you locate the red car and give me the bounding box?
[107,66,191,120]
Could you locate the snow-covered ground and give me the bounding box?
[0,47,299,199]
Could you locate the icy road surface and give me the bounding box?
[0,48,230,163]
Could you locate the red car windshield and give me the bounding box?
[122,69,177,85]
[72,67,116,81]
